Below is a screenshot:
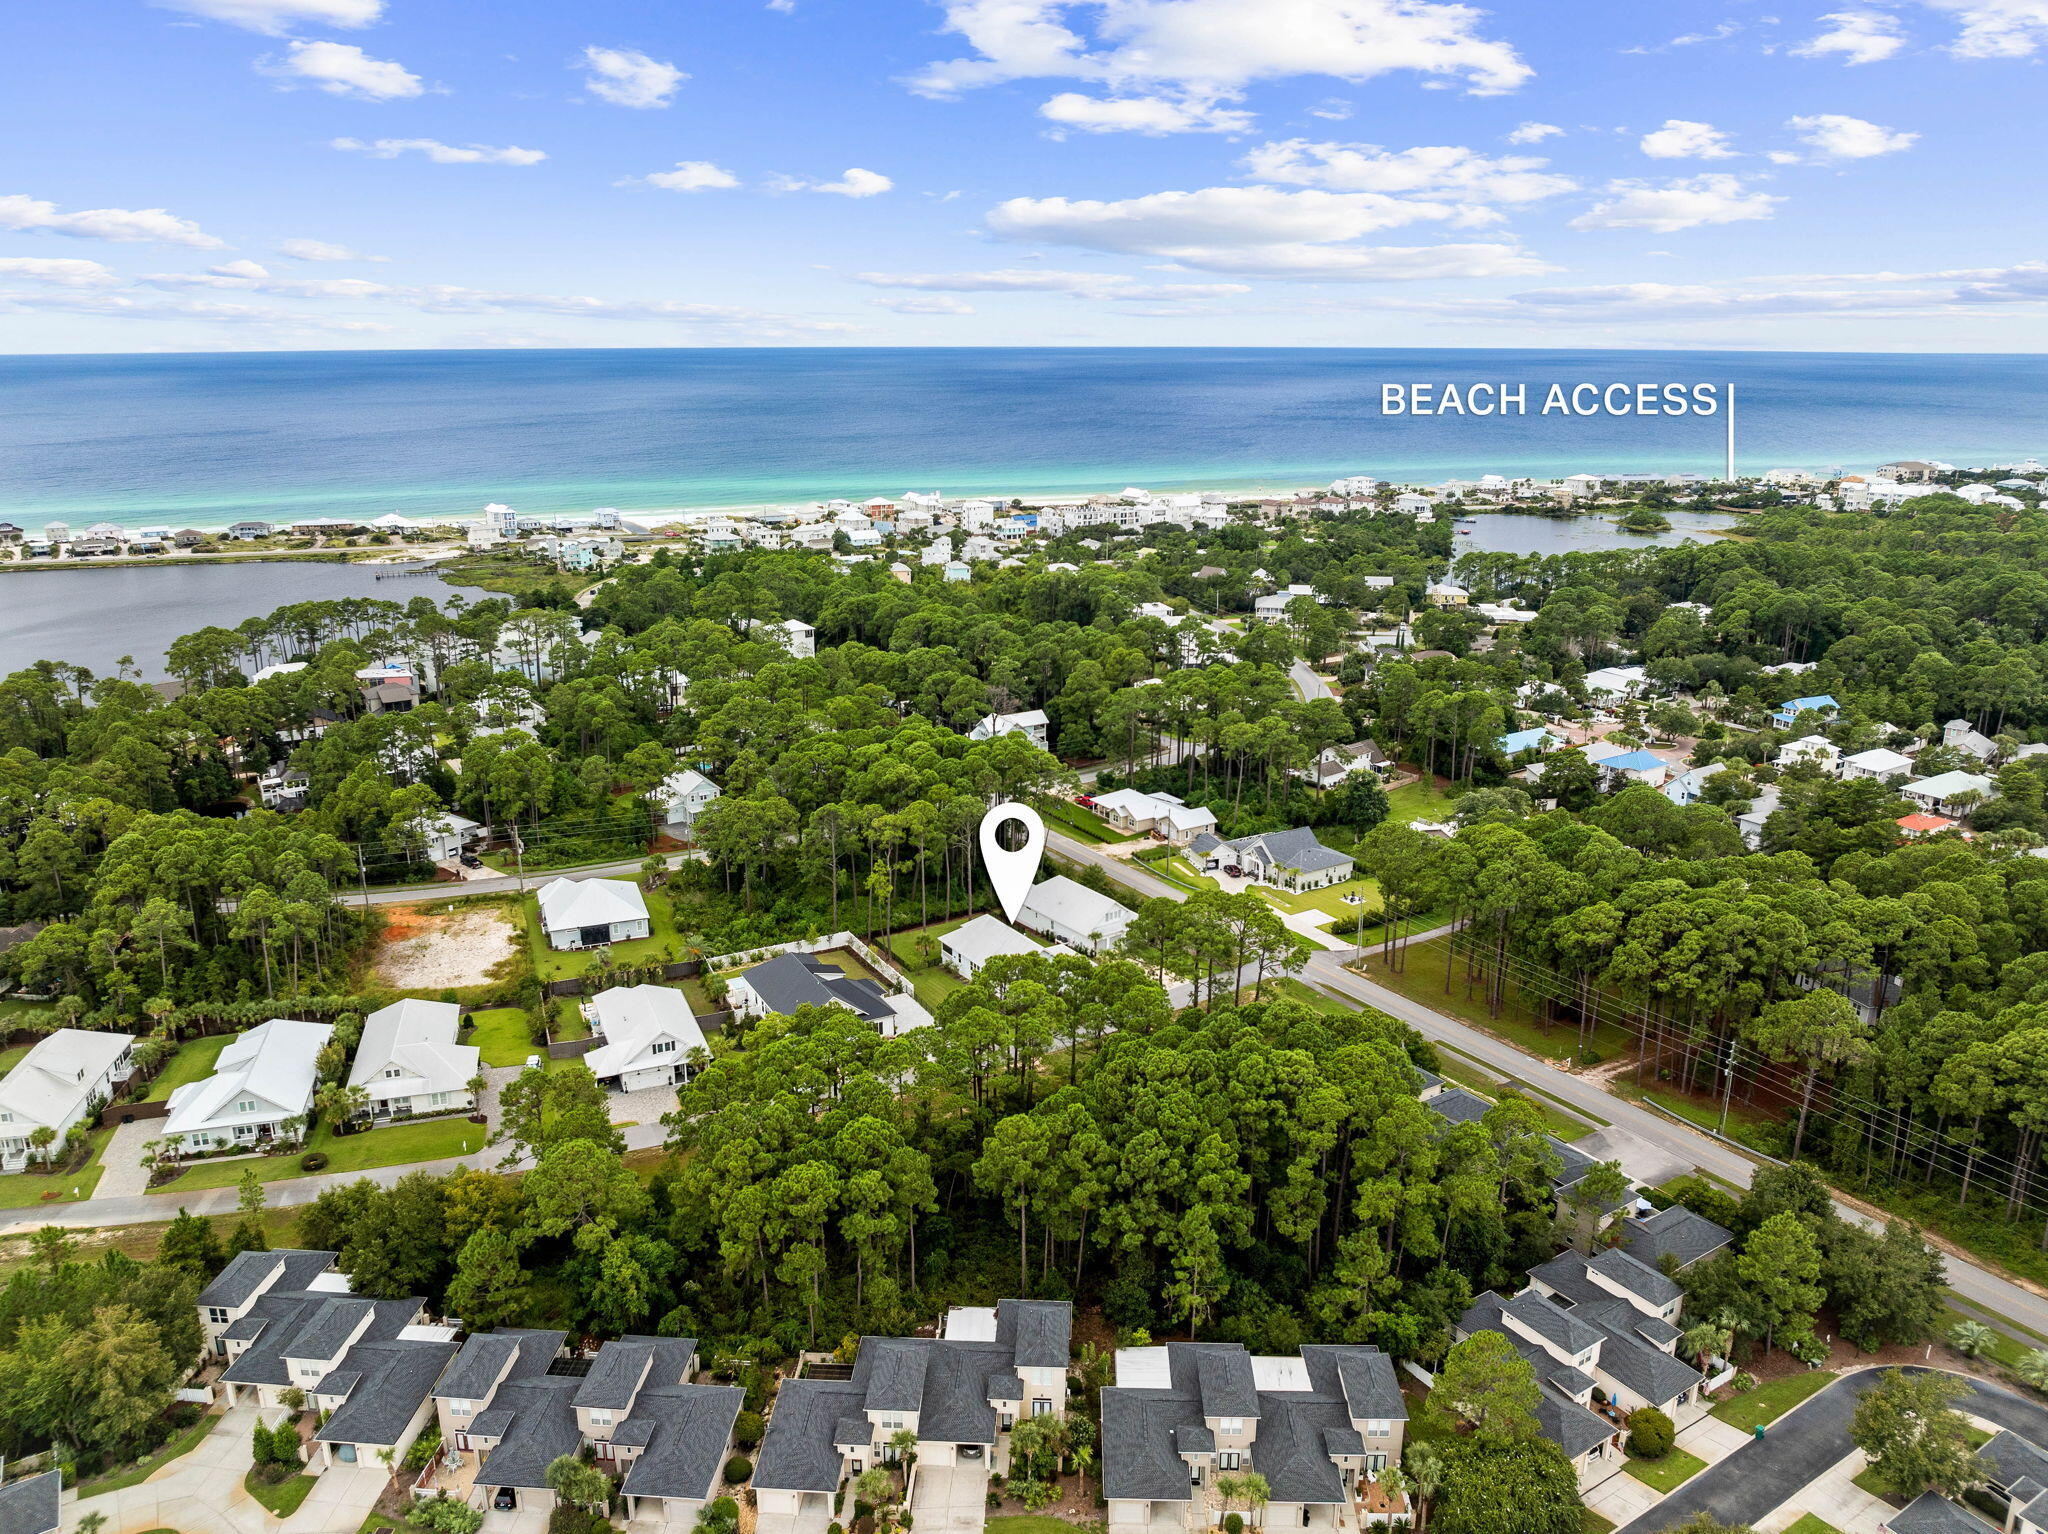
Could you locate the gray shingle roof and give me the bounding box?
[996,1299,1072,1368]
[1225,828,1353,876]
[436,1329,567,1403]
[740,953,891,1023]
[1587,1249,1684,1309]
[1425,1088,1491,1129]
[1496,1291,1602,1357]
[222,1294,420,1388]
[316,1339,459,1448]
[1535,1390,1614,1461]
[1196,1349,1259,1420]
[470,1375,586,1491]
[619,1384,745,1503]
[1980,1429,2048,1495]
[199,1248,336,1309]
[295,1297,376,1361]
[1621,1205,1733,1270]
[1886,1492,2000,1534]
[754,1378,866,1493]
[0,1473,59,1534]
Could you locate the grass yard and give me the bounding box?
[885,918,976,1011]
[1038,799,1124,844]
[1710,1370,1837,1432]
[525,888,686,981]
[1851,1465,1900,1501]
[77,1412,218,1498]
[988,1520,1079,1534]
[1255,875,1384,923]
[152,1113,484,1194]
[0,1124,112,1207]
[1622,1446,1706,1494]
[1385,777,1459,825]
[465,1007,537,1067]
[1264,977,1355,1017]
[145,1034,235,1101]
[1360,934,1637,1064]
[1579,1511,1616,1534]
[244,1470,316,1517]
[1612,1079,1781,1152]
[0,1043,27,1078]
[1782,1518,1844,1534]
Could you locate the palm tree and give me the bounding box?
[1951,1320,1998,1359]
[1404,1443,1445,1534]
[2017,1349,2048,1392]
[1680,1315,1734,1373]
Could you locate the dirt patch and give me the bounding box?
[373,902,520,989]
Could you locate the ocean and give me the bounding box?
[1,348,2045,531]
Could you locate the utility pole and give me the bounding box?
[358,847,369,910]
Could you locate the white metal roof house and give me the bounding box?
[656,768,721,838]
[939,914,1045,979]
[536,877,652,950]
[1016,875,1135,954]
[164,1018,334,1151]
[1842,746,1916,782]
[584,985,708,1090]
[346,999,479,1120]
[0,1029,135,1170]
[968,709,1051,749]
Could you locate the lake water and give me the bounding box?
[0,559,466,680]
[1454,508,1735,559]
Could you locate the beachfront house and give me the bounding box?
[754,1300,1070,1534]
[535,876,652,950]
[727,952,933,1037]
[346,998,478,1122]
[1016,875,1135,954]
[939,914,1046,979]
[1100,1340,1407,1534]
[655,767,721,839]
[162,1018,333,1152]
[0,1029,135,1170]
[227,521,275,541]
[1191,827,1355,892]
[584,984,708,1090]
[967,709,1051,749]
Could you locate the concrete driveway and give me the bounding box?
[94,1119,161,1200]
[911,1462,989,1534]
[66,1402,269,1534]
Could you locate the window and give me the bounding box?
[652,1040,676,1055]
[588,1411,613,1426]
[207,1307,231,1326]
[1000,1415,1014,1431]
[237,1099,258,1114]
[450,1400,473,1415]
[430,1093,452,1108]
[1366,1421,1389,1438]
[1218,1417,1242,1433]
[1032,1399,1052,1418]
[384,1067,404,1079]
[1219,1453,1240,1471]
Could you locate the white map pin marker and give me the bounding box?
[979,801,1046,924]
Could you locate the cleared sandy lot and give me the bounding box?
[373,901,519,989]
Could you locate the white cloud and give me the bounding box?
[332,137,546,165]
[853,268,1251,299]
[869,294,977,314]
[984,185,1551,280]
[1777,113,1918,161]
[1308,98,1353,120]
[1639,119,1737,159]
[1039,93,1253,134]
[772,167,894,197]
[0,194,225,248]
[1241,139,1576,203]
[277,238,384,261]
[1506,121,1562,144]
[0,257,120,288]
[148,0,382,34]
[909,0,1532,107]
[1920,0,2048,56]
[262,40,424,100]
[1569,175,1779,232]
[580,46,686,108]
[638,161,741,192]
[1793,11,1907,62]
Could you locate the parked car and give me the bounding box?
[1076,794,1096,807]
[458,851,484,869]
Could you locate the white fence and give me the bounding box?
[702,930,915,996]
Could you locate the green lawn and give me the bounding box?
[1710,1370,1837,1432]
[78,1412,218,1498]
[885,919,975,1011]
[1782,1517,1844,1534]
[988,1519,1080,1534]
[526,886,685,980]
[152,1113,484,1193]
[145,1034,235,1101]
[465,1007,537,1067]
[1385,777,1459,825]
[0,1043,27,1078]
[1579,1511,1616,1534]
[1851,1465,1899,1501]
[1038,799,1124,844]
[245,1470,316,1517]
[0,1124,112,1207]
[1622,1446,1707,1494]
[1255,875,1384,923]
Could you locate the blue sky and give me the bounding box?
[3,0,2046,352]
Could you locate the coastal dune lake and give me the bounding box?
[0,560,464,679]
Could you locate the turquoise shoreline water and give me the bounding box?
[3,347,2045,529]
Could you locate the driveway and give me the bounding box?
[1619,1368,2048,1533]
[66,1401,270,1534]
[94,1119,160,1200]
[911,1463,988,1534]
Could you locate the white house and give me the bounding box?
[1775,735,1841,773]
[1942,717,2000,762]
[1191,827,1355,892]
[1584,665,1648,702]
[1842,746,1915,781]
[163,1018,334,1151]
[1089,788,1218,844]
[1017,875,1135,954]
[0,1030,135,1170]
[423,812,482,865]
[938,914,1045,979]
[584,985,708,1090]
[968,709,1051,749]
[346,999,478,1121]
[656,767,721,839]
[750,618,816,659]
[1661,763,1725,807]
[536,876,653,950]
[1902,770,1997,818]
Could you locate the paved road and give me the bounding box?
[1042,827,2048,1344]
[1620,1367,2048,1533]
[348,851,699,907]
[1287,659,1340,702]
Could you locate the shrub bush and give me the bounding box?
[1225,1516,1244,1534]
[299,1152,328,1172]
[1627,1406,1674,1460]
[734,1410,763,1450]
[723,1455,752,1484]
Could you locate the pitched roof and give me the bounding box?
[1886,1492,2000,1534]
[940,915,1043,969]
[0,1029,135,1129]
[575,1336,695,1410]
[618,1384,746,1502]
[1620,1205,1732,1270]
[0,1472,59,1534]
[1225,827,1353,875]
[753,1378,865,1493]
[164,1018,334,1136]
[469,1375,586,1491]
[1018,875,1134,937]
[536,876,649,933]
[585,986,707,1079]
[348,999,478,1099]
[738,952,893,1024]
[316,1338,460,1448]
[435,1329,568,1403]
[199,1248,338,1309]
